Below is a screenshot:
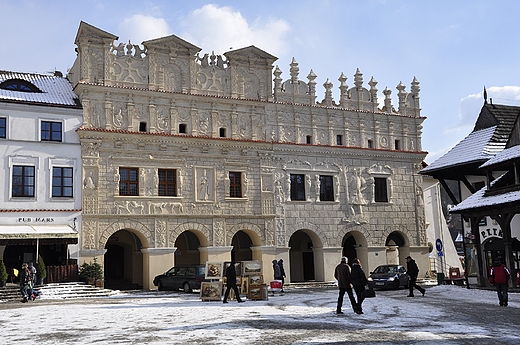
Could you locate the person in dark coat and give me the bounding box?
[223,261,244,303]
[334,257,358,314]
[278,259,286,293]
[406,256,425,297]
[350,258,368,314]
[489,257,511,306]
[19,263,31,303]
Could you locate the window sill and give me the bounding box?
[225,197,249,202]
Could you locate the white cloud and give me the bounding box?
[179,4,291,57]
[118,14,171,44]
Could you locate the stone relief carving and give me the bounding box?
[155,219,167,248]
[82,221,96,250]
[265,219,275,246]
[115,200,144,214]
[148,201,184,214]
[343,168,369,224]
[213,220,224,246]
[314,175,320,201]
[198,168,211,201]
[84,171,96,189]
[276,218,286,246]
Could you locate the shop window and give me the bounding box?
[229,172,242,197]
[319,175,334,201]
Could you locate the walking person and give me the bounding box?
[489,257,511,306]
[223,260,245,303]
[28,262,37,300]
[278,259,286,293]
[334,257,358,314]
[350,258,368,314]
[19,263,31,303]
[406,256,425,297]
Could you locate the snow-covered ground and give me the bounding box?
[1,285,518,344]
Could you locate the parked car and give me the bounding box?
[367,264,409,289]
[153,265,207,293]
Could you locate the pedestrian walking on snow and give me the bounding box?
[350,258,368,314]
[278,259,286,293]
[223,260,245,304]
[489,257,511,307]
[406,256,425,297]
[334,257,359,314]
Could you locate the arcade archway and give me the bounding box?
[174,231,202,265]
[385,231,407,265]
[104,229,144,290]
[289,230,322,282]
[231,230,253,263]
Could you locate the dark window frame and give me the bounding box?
[179,123,187,134]
[336,135,343,146]
[374,177,388,202]
[119,167,139,196]
[158,169,177,196]
[0,117,6,139]
[52,167,73,198]
[290,174,306,201]
[12,165,35,197]
[229,171,242,198]
[319,175,334,201]
[41,121,62,142]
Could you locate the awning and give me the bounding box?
[0,225,78,239]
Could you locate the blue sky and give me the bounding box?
[2,0,520,163]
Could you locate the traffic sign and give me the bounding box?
[436,238,443,252]
[438,251,444,257]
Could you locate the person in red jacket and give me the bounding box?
[489,257,511,307]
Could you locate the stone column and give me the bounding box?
[321,247,343,282]
[141,247,176,290]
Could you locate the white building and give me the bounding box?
[68,22,428,289]
[0,70,82,282]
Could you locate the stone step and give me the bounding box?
[0,282,120,303]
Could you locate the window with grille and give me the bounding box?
[41,121,62,142]
[12,165,35,197]
[229,172,242,197]
[52,167,73,197]
[119,168,139,196]
[319,175,334,201]
[158,169,177,196]
[290,174,306,201]
[374,177,388,202]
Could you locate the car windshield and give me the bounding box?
[373,266,398,274]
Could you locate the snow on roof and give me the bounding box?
[450,180,520,213]
[422,126,502,173]
[0,70,80,107]
[479,144,520,169]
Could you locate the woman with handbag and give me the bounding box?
[350,258,368,314]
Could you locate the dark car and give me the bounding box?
[153,265,207,293]
[367,264,409,289]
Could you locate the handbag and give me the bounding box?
[362,286,376,298]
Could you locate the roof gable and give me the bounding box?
[74,21,118,45]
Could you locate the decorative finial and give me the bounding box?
[484,86,488,104]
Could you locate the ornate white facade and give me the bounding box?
[69,22,428,289]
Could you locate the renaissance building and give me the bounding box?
[68,21,427,289]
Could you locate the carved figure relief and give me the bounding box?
[148,202,184,214]
[213,220,224,246]
[198,169,210,201]
[350,168,367,214]
[314,175,320,201]
[84,171,96,189]
[115,201,144,214]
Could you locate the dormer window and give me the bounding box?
[0,79,41,92]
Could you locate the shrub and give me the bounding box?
[0,259,8,282]
[36,255,47,280]
[79,257,103,282]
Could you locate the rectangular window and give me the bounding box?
[119,168,139,196]
[367,140,373,148]
[41,121,62,142]
[0,117,6,138]
[179,124,187,133]
[395,140,400,150]
[52,167,73,197]
[12,165,35,197]
[158,169,177,196]
[374,177,388,202]
[306,136,312,144]
[229,172,242,197]
[290,174,306,201]
[319,175,334,201]
[336,135,343,146]
[220,128,226,138]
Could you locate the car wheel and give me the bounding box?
[158,281,164,291]
[183,282,192,293]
